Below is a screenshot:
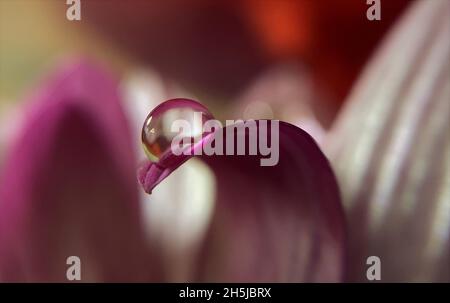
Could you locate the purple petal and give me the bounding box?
[139,118,346,281]
[325,0,450,282]
[0,59,159,281]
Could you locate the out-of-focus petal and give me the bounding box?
[0,59,159,281]
[325,0,450,282]
[233,64,326,142]
[139,114,346,281]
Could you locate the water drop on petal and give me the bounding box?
[141,99,214,165]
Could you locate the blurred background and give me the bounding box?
[7,0,449,283]
[0,0,411,127]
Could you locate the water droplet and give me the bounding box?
[141,99,214,164]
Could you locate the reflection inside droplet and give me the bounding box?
[141,99,214,163]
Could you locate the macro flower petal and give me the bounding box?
[325,0,450,282]
[0,59,159,281]
[139,112,346,282]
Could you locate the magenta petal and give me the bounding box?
[0,60,158,281]
[139,121,346,281]
[137,161,174,194]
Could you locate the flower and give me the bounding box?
[0,60,345,282]
[0,0,448,282]
[138,100,346,281]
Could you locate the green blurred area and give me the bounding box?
[0,0,131,105]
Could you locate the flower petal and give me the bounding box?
[325,0,450,282]
[0,59,159,281]
[139,119,345,282]
[232,64,326,142]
